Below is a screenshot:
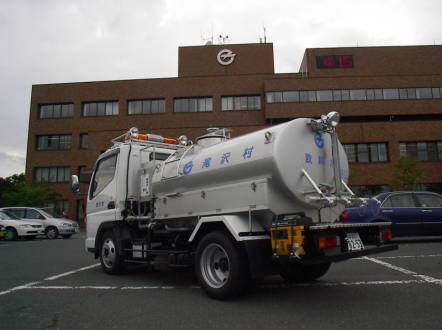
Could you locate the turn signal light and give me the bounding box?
[319,236,340,250]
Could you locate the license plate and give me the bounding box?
[345,232,364,251]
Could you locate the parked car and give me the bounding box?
[0,207,80,239]
[341,191,442,237]
[0,210,45,241]
[0,223,5,240]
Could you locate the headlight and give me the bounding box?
[20,224,31,228]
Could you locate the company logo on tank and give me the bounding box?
[183,161,193,175]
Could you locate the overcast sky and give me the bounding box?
[0,0,441,177]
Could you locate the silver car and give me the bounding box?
[0,207,80,239]
[0,210,45,240]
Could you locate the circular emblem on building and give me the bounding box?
[217,49,236,66]
[314,132,324,149]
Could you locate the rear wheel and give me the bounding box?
[45,226,59,239]
[100,231,125,274]
[195,231,250,300]
[5,228,17,241]
[280,261,331,283]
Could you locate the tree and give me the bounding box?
[391,155,427,191]
[0,173,57,207]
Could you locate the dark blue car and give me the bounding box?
[341,191,442,237]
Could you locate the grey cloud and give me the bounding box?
[1,0,441,177]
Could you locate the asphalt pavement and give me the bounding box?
[1,233,442,330]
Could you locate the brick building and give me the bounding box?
[26,42,442,223]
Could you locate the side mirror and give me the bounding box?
[71,175,80,194]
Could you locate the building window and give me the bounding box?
[221,95,261,111]
[34,167,70,183]
[415,88,433,99]
[36,135,72,151]
[300,91,317,102]
[47,200,69,217]
[128,99,165,115]
[80,134,88,149]
[82,101,118,117]
[350,89,366,101]
[283,91,300,102]
[316,90,333,102]
[343,143,388,163]
[174,97,212,112]
[383,89,399,100]
[400,141,442,161]
[265,87,442,104]
[39,103,73,119]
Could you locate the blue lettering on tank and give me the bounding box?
[242,146,254,159]
[318,156,325,166]
[183,161,193,175]
[202,157,211,169]
[305,153,313,164]
[314,133,324,149]
[221,152,231,164]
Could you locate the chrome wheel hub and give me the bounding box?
[200,243,230,288]
[102,238,116,269]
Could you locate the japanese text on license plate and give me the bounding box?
[346,232,364,251]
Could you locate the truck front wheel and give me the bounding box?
[280,261,331,283]
[100,231,125,275]
[195,231,250,300]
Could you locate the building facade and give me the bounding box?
[27,43,442,223]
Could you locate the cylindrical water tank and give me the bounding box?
[152,118,349,207]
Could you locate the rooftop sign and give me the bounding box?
[217,49,236,66]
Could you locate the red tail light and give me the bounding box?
[380,230,393,241]
[319,236,340,250]
[340,211,349,223]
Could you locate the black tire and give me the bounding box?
[5,227,17,241]
[195,231,250,300]
[99,231,125,275]
[61,234,72,239]
[280,261,331,283]
[45,226,59,239]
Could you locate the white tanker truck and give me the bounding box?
[72,111,397,299]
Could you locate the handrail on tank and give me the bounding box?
[111,127,185,151]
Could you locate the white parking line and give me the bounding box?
[363,257,442,285]
[376,254,442,259]
[44,263,100,281]
[25,286,118,290]
[121,286,175,290]
[0,282,41,296]
[0,263,100,297]
[16,279,430,291]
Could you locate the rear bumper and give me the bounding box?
[325,244,398,262]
